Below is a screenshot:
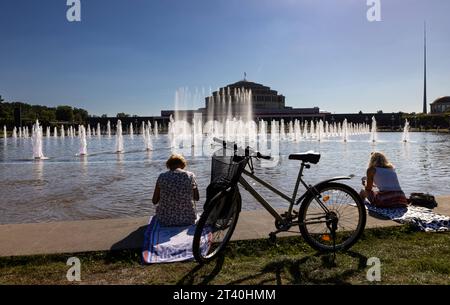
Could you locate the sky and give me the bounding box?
[0,0,449,116]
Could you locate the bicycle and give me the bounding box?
[192,138,366,264]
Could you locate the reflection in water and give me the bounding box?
[0,132,449,224]
[116,152,125,175]
[145,149,153,161]
[32,159,44,181]
[401,141,411,160]
[80,155,88,177]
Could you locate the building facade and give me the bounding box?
[430,96,450,114]
[161,79,328,122]
[87,80,410,130]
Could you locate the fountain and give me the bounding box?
[317,120,324,142]
[270,120,279,143]
[12,127,17,139]
[31,120,45,159]
[280,119,286,140]
[288,121,294,141]
[3,125,6,140]
[144,126,153,151]
[154,121,159,138]
[115,120,124,153]
[302,121,308,139]
[148,121,152,135]
[61,125,65,138]
[294,120,301,142]
[53,126,58,138]
[141,121,146,140]
[97,123,101,138]
[107,121,111,138]
[79,125,88,156]
[342,119,349,142]
[129,123,134,138]
[370,116,377,143]
[192,113,203,148]
[402,119,410,143]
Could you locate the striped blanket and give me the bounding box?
[365,202,450,232]
[142,216,210,264]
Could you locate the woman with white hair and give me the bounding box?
[152,154,200,226]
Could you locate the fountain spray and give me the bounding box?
[32,120,45,159]
[115,120,124,153]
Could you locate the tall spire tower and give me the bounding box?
[423,22,427,114]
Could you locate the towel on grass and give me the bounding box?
[142,216,210,264]
[365,202,450,232]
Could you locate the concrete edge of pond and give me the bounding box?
[0,196,449,257]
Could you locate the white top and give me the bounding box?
[373,167,402,192]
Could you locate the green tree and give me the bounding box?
[73,107,88,123]
[116,112,130,118]
[56,106,74,122]
[39,109,56,125]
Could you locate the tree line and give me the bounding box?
[0,95,89,128]
[404,112,450,130]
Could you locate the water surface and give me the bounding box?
[1,132,449,224]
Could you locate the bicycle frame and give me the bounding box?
[238,158,353,225]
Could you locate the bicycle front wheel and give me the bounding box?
[193,188,241,264]
[299,182,366,252]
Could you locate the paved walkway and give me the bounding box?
[1,197,449,257]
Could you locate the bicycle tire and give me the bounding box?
[299,182,366,252]
[193,188,241,264]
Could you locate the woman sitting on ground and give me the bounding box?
[360,152,408,208]
[152,154,200,226]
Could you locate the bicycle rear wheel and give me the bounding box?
[193,188,241,264]
[299,182,366,252]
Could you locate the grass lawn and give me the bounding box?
[1,225,449,285]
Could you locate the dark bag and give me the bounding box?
[206,177,232,203]
[408,193,438,209]
[204,177,239,222]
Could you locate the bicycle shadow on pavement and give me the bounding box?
[226,251,368,285]
[176,254,226,285]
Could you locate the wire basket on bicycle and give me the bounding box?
[207,148,247,202]
[210,148,247,184]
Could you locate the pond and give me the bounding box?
[0,132,449,224]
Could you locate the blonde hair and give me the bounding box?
[166,154,187,171]
[368,152,393,169]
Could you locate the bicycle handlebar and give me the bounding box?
[212,137,272,160]
[256,152,272,160]
[213,137,236,150]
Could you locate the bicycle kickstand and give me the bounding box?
[268,231,279,245]
[331,223,337,261]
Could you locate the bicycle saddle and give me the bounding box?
[288,151,321,164]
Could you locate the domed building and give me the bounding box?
[206,80,286,111]
[161,78,327,122]
[430,96,450,114]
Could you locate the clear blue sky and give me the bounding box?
[1,0,449,116]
